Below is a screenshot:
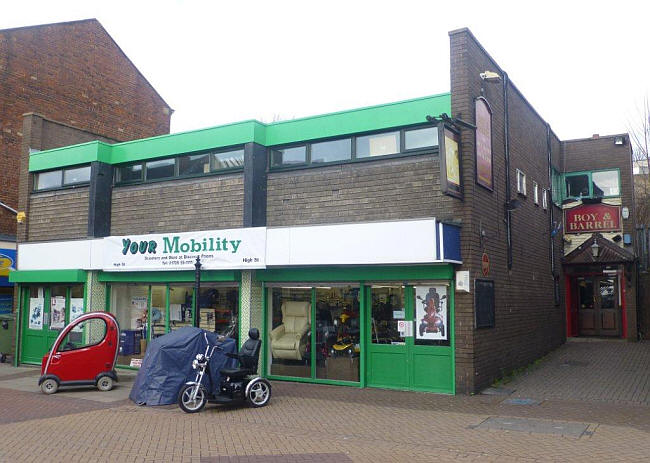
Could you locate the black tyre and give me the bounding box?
[246,378,271,408]
[178,384,207,413]
[40,378,59,395]
[97,375,114,391]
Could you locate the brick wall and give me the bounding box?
[267,155,458,226]
[450,29,565,393]
[111,174,245,235]
[27,189,89,241]
[2,19,171,239]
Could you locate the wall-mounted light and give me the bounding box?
[614,136,625,145]
[622,207,629,219]
[480,71,502,83]
[591,242,600,258]
[16,211,26,223]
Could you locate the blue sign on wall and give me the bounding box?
[0,295,12,314]
[0,248,16,288]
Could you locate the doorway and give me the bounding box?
[577,276,620,336]
[365,284,454,393]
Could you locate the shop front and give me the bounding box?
[11,218,461,393]
[260,266,455,393]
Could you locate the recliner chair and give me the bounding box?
[270,301,311,360]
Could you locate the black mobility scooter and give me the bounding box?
[178,328,271,413]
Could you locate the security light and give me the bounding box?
[614,136,625,145]
[480,71,501,82]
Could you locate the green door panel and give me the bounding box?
[367,349,409,388]
[411,351,453,393]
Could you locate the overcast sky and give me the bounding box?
[2,1,648,140]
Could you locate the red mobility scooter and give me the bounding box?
[39,311,120,394]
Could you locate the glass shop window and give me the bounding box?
[314,286,360,382]
[404,127,438,150]
[63,166,91,185]
[592,170,619,197]
[267,286,312,378]
[356,132,400,158]
[212,149,244,170]
[111,284,149,367]
[197,285,239,342]
[178,153,210,176]
[145,158,176,180]
[270,146,307,167]
[35,170,62,190]
[370,286,405,344]
[310,138,351,163]
[117,164,143,183]
[565,174,589,198]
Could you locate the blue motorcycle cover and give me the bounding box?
[129,327,237,406]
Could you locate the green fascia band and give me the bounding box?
[29,93,451,172]
[9,269,87,283]
[97,270,240,283]
[257,265,454,282]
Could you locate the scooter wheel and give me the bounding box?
[97,375,114,392]
[178,384,207,413]
[40,378,59,395]
[246,378,271,408]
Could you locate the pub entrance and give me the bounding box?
[576,275,620,337]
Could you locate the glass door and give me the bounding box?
[597,277,620,336]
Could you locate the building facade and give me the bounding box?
[0,19,172,324]
[9,28,637,394]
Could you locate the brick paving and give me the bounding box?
[0,339,648,462]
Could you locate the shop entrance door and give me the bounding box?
[365,284,453,393]
[577,276,620,336]
[20,286,63,364]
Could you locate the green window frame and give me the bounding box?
[33,164,92,192]
[562,168,621,201]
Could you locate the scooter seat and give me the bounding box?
[220,367,254,378]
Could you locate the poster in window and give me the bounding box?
[29,298,44,330]
[439,123,463,199]
[415,285,448,341]
[475,97,493,190]
[51,296,66,329]
[70,298,85,332]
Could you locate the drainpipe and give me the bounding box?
[503,72,513,270]
[547,123,555,276]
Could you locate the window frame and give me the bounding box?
[533,181,539,205]
[33,164,93,192]
[516,169,527,196]
[562,168,621,201]
[114,145,246,186]
[268,124,440,171]
[542,188,548,210]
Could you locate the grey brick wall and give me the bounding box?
[28,188,89,241]
[267,155,458,226]
[111,174,245,235]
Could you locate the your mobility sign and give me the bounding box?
[103,228,266,271]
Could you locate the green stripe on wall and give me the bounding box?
[9,269,87,283]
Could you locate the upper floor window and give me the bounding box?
[564,169,620,200]
[270,125,438,169]
[516,169,526,195]
[116,147,244,185]
[34,165,91,191]
[533,181,539,205]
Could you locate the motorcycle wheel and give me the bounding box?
[246,378,271,408]
[178,384,207,413]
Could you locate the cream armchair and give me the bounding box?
[270,301,311,360]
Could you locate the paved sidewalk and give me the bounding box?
[0,339,648,462]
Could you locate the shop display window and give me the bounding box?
[267,284,361,382]
[370,286,405,344]
[110,283,239,367]
[314,286,360,382]
[268,286,311,378]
